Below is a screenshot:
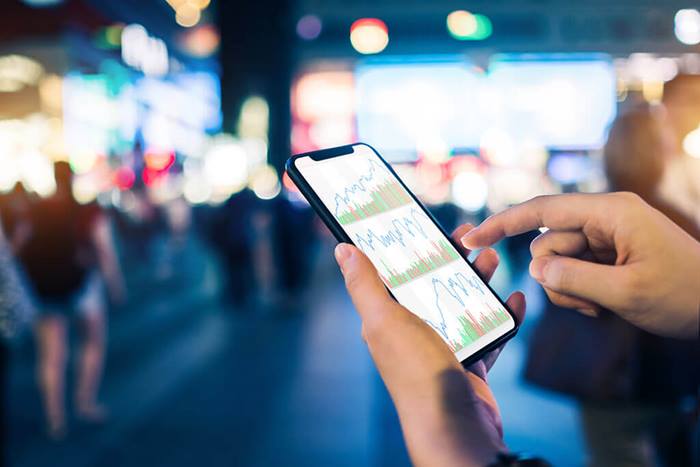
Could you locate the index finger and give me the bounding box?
[462,193,612,248]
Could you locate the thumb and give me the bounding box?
[334,243,393,322]
[530,255,625,311]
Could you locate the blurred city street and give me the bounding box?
[7,236,585,467]
[1,1,699,466]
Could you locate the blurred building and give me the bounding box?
[1,0,698,215]
[282,0,700,214]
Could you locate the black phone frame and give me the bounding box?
[285,142,520,367]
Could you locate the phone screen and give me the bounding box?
[294,144,515,362]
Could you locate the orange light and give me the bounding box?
[180,24,220,57]
[447,11,478,38]
[190,0,211,9]
[144,150,175,171]
[350,18,389,54]
[446,10,492,40]
[176,4,201,28]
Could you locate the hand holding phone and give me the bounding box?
[287,143,520,365]
[333,225,526,466]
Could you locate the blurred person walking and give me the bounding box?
[9,162,125,439]
[659,75,700,225]
[524,106,700,467]
[205,189,270,309]
[271,196,319,308]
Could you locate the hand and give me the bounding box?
[334,225,525,467]
[462,192,700,339]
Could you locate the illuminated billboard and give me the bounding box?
[354,55,616,158]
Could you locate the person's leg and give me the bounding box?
[75,312,107,420]
[75,284,107,422]
[35,314,68,439]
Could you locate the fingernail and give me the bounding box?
[529,257,550,283]
[460,228,478,247]
[334,243,352,269]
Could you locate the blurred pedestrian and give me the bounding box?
[13,162,125,440]
[524,106,700,467]
[206,189,268,308]
[659,74,700,225]
[113,183,167,268]
[271,195,319,307]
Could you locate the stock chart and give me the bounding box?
[295,146,513,357]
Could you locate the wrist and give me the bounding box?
[465,372,503,438]
[401,369,505,467]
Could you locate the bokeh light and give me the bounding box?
[447,11,478,38]
[72,173,101,204]
[176,4,202,28]
[674,9,700,45]
[249,164,281,200]
[294,72,354,122]
[189,0,211,9]
[451,170,488,212]
[38,74,63,115]
[180,25,220,57]
[68,149,99,174]
[237,95,269,141]
[114,166,136,191]
[105,24,124,47]
[0,55,44,92]
[350,18,389,55]
[296,14,322,41]
[447,10,492,40]
[203,138,248,196]
[144,149,176,172]
[167,0,211,28]
[121,24,169,76]
[682,125,700,158]
[183,176,212,204]
[21,150,55,197]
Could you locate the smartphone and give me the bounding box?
[286,143,518,365]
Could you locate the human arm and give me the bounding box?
[462,192,700,339]
[335,225,526,467]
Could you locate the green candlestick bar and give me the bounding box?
[450,305,511,352]
[336,179,412,225]
[380,240,460,288]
